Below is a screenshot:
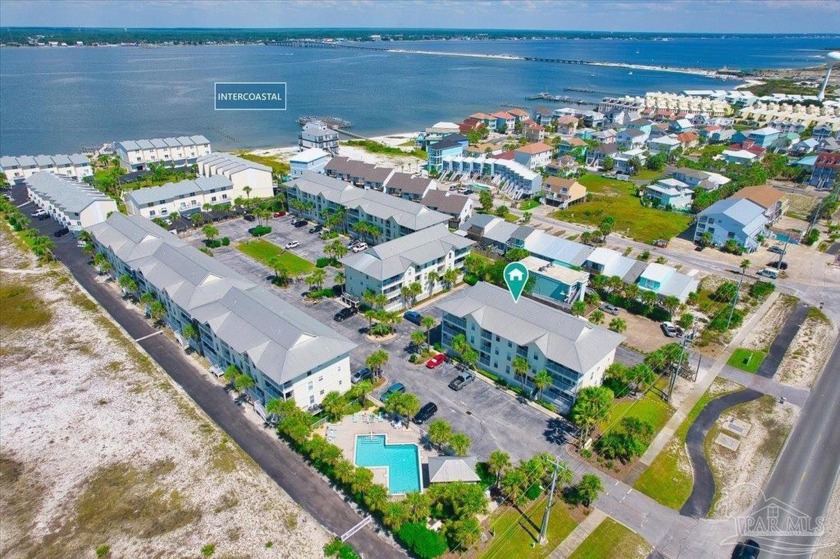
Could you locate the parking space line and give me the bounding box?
[135,330,163,342]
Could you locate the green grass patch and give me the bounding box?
[727,348,767,374]
[237,240,314,275]
[745,79,834,98]
[343,139,426,159]
[599,390,673,435]
[519,199,541,211]
[568,517,651,559]
[479,497,577,559]
[0,281,52,330]
[236,152,290,176]
[633,169,664,181]
[552,174,692,244]
[807,307,831,325]
[633,379,740,509]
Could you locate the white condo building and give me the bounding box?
[342,224,474,311]
[88,213,356,410]
[116,135,212,171]
[438,282,625,413]
[27,172,117,231]
[196,153,274,198]
[1,153,92,184]
[289,148,332,177]
[124,175,235,219]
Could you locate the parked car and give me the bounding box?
[294,220,308,228]
[448,370,475,391]
[285,241,300,249]
[413,402,438,424]
[351,243,368,253]
[382,382,405,400]
[53,227,69,237]
[767,260,788,270]
[351,367,373,384]
[403,311,422,325]
[31,209,47,218]
[731,539,760,559]
[300,291,311,298]
[661,321,681,338]
[426,353,446,369]
[333,306,358,322]
[768,245,785,255]
[76,240,87,248]
[599,303,620,316]
[309,224,323,234]
[654,239,668,248]
[243,214,256,222]
[273,211,287,218]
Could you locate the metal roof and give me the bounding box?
[436,282,624,374]
[125,175,232,207]
[0,153,90,171]
[427,456,480,483]
[341,224,474,281]
[700,198,767,235]
[87,213,356,384]
[117,135,211,152]
[26,172,113,215]
[197,152,272,174]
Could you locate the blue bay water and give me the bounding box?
[0,36,837,155]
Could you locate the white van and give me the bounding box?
[758,268,779,279]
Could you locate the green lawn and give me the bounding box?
[727,348,767,374]
[568,518,651,559]
[519,199,541,211]
[237,239,315,275]
[632,169,665,181]
[478,498,577,559]
[599,390,673,436]
[236,152,290,176]
[633,379,740,509]
[551,174,692,244]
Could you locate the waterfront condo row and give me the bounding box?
[88,213,357,410]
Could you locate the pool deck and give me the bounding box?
[319,411,438,491]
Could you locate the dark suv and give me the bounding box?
[333,306,358,322]
[413,402,438,424]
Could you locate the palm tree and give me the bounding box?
[365,349,389,380]
[623,283,640,301]
[93,253,111,275]
[410,329,426,352]
[512,356,529,391]
[449,433,471,457]
[268,256,289,286]
[401,282,422,308]
[243,185,252,200]
[149,300,167,325]
[428,419,452,450]
[609,317,627,333]
[320,391,348,421]
[488,450,511,487]
[234,372,256,394]
[661,295,681,316]
[328,240,348,261]
[308,268,327,290]
[442,268,459,289]
[533,370,552,400]
[118,274,138,296]
[202,224,219,242]
[740,258,751,275]
[421,315,437,348]
[590,310,605,325]
[334,271,345,287]
[181,323,199,342]
[641,289,657,313]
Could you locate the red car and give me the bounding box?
[426,353,446,369]
[273,211,287,218]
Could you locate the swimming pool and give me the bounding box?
[354,434,422,494]
[773,232,800,245]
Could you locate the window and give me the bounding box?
[320,389,325,395]
[307,381,313,391]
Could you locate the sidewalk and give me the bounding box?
[719,366,810,407]
[547,509,607,558]
[627,291,781,482]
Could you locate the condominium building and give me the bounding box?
[520,256,588,305]
[438,282,624,412]
[116,136,212,171]
[299,121,340,155]
[196,153,273,198]
[694,198,769,252]
[286,171,450,243]
[439,155,542,199]
[342,224,474,311]
[124,175,234,219]
[289,148,332,177]
[325,156,395,190]
[88,213,356,410]
[26,172,117,232]
[0,153,92,184]
[420,189,474,225]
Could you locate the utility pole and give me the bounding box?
[539,462,560,545]
[726,274,744,330]
[668,327,694,403]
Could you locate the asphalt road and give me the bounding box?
[748,339,840,559]
[755,302,809,379]
[12,187,404,559]
[680,388,762,518]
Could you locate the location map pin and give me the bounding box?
[503,262,529,303]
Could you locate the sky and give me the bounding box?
[1,0,839,34]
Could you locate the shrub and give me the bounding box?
[749,280,775,299]
[324,539,361,559]
[408,354,418,363]
[316,257,331,268]
[204,239,222,248]
[804,228,819,246]
[524,483,543,501]
[221,237,230,246]
[463,273,479,286]
[95,545,111,558]
[249,225,272,237]
[709,308,744,331]
[396,522,448,559]
[200,544,216,557]
[308,288,335,299]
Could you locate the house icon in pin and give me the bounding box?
[508,268,524,282]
